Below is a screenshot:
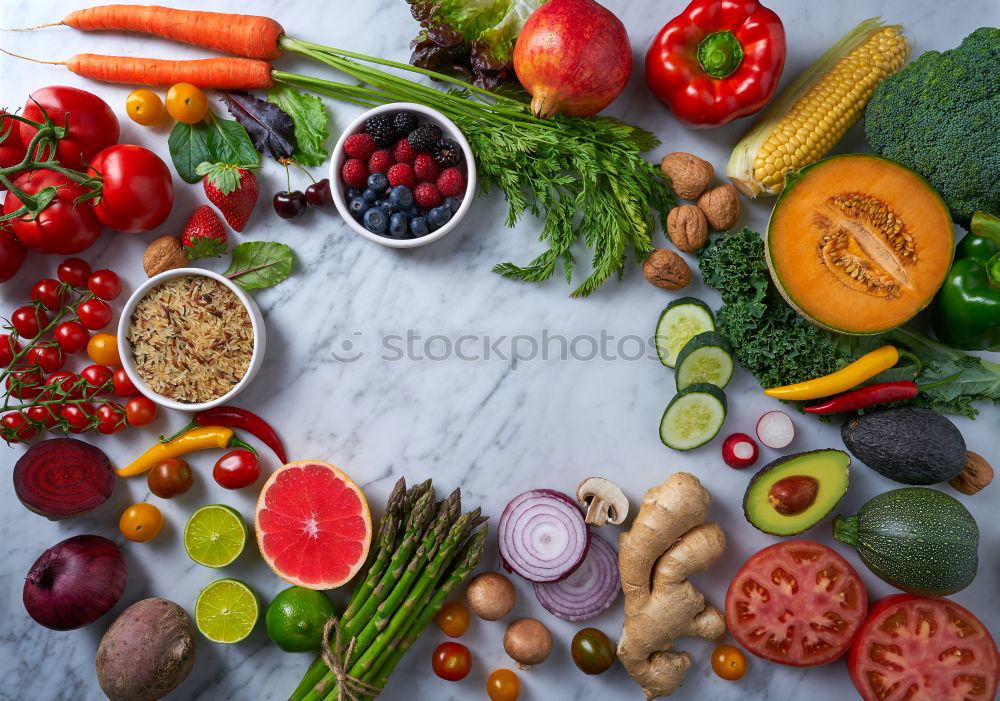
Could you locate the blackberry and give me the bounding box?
[392,111,418,137]
[406,124,442,153]
[364,114,395,147]
[432,137,462,167]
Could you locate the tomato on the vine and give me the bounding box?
[431,642,471,682]
[60,402,95,433]
[96,403,125,435]
[54,321,90,353]
[711,644,748,681]
[44,371,81,400]
[86,270,122,301]
[26,404,60,429]
[26,344,65,373]
[148,458,193,498]
[213,450,260,489]
[112,367,139,397]
[124,396,157,426]
[119,503,163,543]
[1,412,37,443]
[20,87,119,171]
[77,298,111,330]
[30,278,68,310]
[0,334,21,367]
[0,227,26,283]
[86,334,120,366]
[435,601,471,637]
[6,368,44,399]
[3,172,103,255]
[90,145,173,233]
[80,364,113,395]
[11,305,48,338]
[125,89,165,126]
[165,83,208,124]
[57,258,91,288]
[486,669,519,701]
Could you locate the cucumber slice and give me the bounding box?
[675,331,734,390]
[660,383,728,451]
[655,297,715,368]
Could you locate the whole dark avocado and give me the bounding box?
[841,408,966,485]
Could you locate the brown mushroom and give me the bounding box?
[503,618,552,669]
[466,572,516,621]
[576,477,629,527]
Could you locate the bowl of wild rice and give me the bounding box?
[117,269,266,412]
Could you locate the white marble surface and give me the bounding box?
[1,1,998,699]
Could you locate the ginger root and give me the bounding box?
[617,472,726,698]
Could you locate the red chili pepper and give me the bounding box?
[645,0,786,128]
[194,406,287,463]
[803,381,919,415]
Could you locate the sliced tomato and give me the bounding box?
[725,540,868,667]
[849,594,998,701]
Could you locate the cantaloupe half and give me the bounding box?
[766,154,954,334]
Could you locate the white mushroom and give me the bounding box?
[576,477,629,527]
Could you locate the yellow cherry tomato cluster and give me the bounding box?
[125,83,208,127]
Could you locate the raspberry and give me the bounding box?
[368,149,394,175]
[341,158,368,188]
[413,153,440,183]
[343,133,376,160]
[436,168,465,198]
[392,138,418,165]
[387,163,416,189]
[413,182,443,209]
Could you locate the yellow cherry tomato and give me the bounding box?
[711,644,747,681]
[86,333,121,366]
[125,89,165,126]
[435,601,470,637]
[165,83,208,124]
[119,503,164,543]
[486,669,519,701]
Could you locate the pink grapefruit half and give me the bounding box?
[255,461,372,590]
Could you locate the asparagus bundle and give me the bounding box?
[290,478,488,701]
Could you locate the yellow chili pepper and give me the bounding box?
[117,426,253,477]
[764,346,902,401]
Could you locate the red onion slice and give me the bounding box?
[533,532,620,621]
[498,489,590,582]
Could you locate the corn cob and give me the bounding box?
[727,18,909,197]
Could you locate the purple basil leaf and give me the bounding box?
[219,91,296,161]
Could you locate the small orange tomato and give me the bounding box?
[486,669,519,701]
[711,644,747,681]
[119,503,164,542]
[435,601,470,637]
[125,89,165,126]
[165,83,208,124]
[86,333,120,366]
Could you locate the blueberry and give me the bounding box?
[362,188,380,204]
[389,212,408,238]
[444,197,461,215]
[349,197,368,219]
[389,185,414,211]
[367,173,389,193]
[406,204,420,218]
[363,207,389,235]
[346,187,362,201]
[427,206,452,230]
[409,216,429,238]
[378,202,393,215]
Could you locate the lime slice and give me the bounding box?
[184,504,247,568]
[195,578,259,643]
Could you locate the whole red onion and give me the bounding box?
[23,534,127,630]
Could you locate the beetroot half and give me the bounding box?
[13,438,115,519]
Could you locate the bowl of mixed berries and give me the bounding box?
[331,103,475,248]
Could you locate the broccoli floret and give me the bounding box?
[865,27,1000,227]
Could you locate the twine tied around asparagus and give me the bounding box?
[317,618,383,700]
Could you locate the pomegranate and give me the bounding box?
[513,0,632,119]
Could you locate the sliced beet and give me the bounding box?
[13,438,115,519]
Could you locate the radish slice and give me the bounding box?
[498,489,590,583]
[533,532,620,621]
[757,411,794,449]
[722,433,759,468]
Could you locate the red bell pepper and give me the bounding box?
[645,0,786,128]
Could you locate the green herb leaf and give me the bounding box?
[207,116,261,169]
[168,121,212,184]
[267,85,329,167]
[195,162,242,195]
[224,242,294,290]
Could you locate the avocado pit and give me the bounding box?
[768,475,819,515]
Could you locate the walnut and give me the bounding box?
[143,235,188,277]
[667,205,708,252]
[697,184,741,231]
[643,249,690,290]
[659,152,713,199]
[949,451,994,495]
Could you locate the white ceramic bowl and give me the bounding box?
[116,268,266,412]
[330,102,476,248]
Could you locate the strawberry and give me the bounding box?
[413,153,440,183]
[413,182,443,209]
[392,137,418,165]
[387,163,416,189]
[341,158,368,188]
[368,149,394,175]
[181,206,228,259]
[343,133,376,160]
[436,167,465,198]
[197,163,258,232]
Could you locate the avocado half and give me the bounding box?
[743,449,851,536]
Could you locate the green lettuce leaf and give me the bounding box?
[267,86,330,167]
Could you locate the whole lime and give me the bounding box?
[265,586,337,652]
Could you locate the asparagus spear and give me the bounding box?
[401,478,431,525]
[346,478,406,613]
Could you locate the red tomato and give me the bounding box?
[725,541,867,667]
[44,371,81,400]
[1,412,37,442]
[849,595,998,701]
[0,111,28,186]
[212,450,261,489]
[86,270,122,300]
[19,86,119,172]
[30,278,68,310]
[96,402,125,435]
[57,258,91,288]
[89,145,173,233]
[3,171,103,254]
[431,642,472,682]
[124,396,157,426]
[11,305,48,338]
[80,364,113,395]
[53,321,89,353]
[60,402,95,433]
[26,344,65,373]
[6,368,44,399]
[0,226,26,282]
[112,367,140,397]
[26,404,60,429]
[77,298,111,330]
[0,334,22,367]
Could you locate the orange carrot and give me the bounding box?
[61,5,284,60]
[63,55,274,89]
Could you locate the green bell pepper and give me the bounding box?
[932,211,1000,351]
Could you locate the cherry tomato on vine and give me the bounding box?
[112,367,139,397]
[432,642,471,682]
[54,321,90,353]
[125,396,157,426]
[1,412,36,443]
[213,450,260,489]
[711,645,747,681]
[45,371,81,400]
[571,628,615,675]
[60,402,95,433]
[6,368,44,399]
[86,334,121,366]
[26,344,65,373]
[87,270,122,300]
[435,601,471,637]
[165,83,208,124]
[125,89,165,126]
[119,503,163,543]
[11,305,48,338]
[148,458,193,499]
[26,404,60,429]
[96,403,125,435]
[90,146,173,233]
[57,258,91,288]
[77,298,111,330]
[3,172,103,255]
[80,364,113,395]
[0,334,21,367]
[486,669,520,701]
[19,86,119,172]
[30,278,68,310]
